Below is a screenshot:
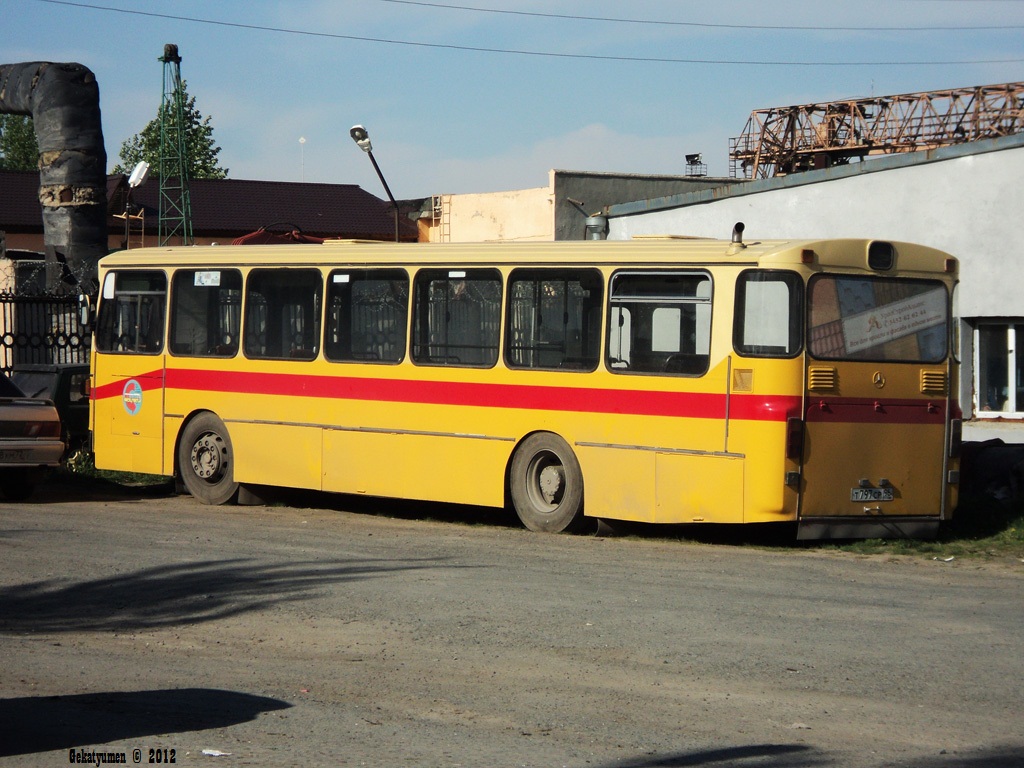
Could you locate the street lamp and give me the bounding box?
[299,136,306,182]
[349,124,400,242]
[122,161,149,250]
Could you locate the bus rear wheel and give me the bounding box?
[510,433,585,533]
[178,413,238,505]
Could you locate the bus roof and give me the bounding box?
[97,237,956,275]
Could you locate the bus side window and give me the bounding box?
[606,271,712,376]
[169,269,242,357]
[95,270,168,355]
[505,269,603,371]
[243,269,323,361]
[325,269,409,364]
[412,269,501,368]
[733,270,804,357]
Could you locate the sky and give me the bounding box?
[3,0,1023,200]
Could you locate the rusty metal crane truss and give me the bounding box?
[729,81,1024,179]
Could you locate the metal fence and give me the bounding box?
[0,292,90,374]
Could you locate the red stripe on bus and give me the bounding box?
[93,369,951,424]
[95,368,804,422]
[90,371,165,399]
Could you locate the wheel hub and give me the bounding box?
[538,465,564,506]
[191,435,222,480]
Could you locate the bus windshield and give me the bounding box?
[808,275,948,363]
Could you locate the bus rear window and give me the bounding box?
[808,275,948,363]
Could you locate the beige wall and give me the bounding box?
[430,185,554,242]
[423,170,734,243]
[0,259,15,293]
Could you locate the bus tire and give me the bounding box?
[178,412,238,505]
[510,433,585,533]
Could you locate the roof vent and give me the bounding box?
[585,215,608,240]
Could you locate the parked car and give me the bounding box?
[10,363,90,456]
[0,372,66,500]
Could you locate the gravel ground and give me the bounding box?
[1,476,1023,767]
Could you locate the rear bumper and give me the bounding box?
[797,516,940,540]
[0,440,66,467]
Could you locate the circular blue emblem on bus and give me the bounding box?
[122,379,143,415]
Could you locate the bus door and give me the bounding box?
[798,274,952,538]
[92,270,168,475]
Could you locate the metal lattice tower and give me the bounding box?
[729,81,1024,179]
[157,44,193,246]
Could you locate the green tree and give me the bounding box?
[0,114,40,171]
[112,81,228,179]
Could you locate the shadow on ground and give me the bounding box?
[235,484,809,546]
[38,469,1020,551]
[0,556,462,633]
[30,469,176,504]
[0,688,290,757]
[596,744,820,767]
[596,743,1024,767]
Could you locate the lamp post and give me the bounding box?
[124,161,149,250]
[299,136,306,182]
[349,124,400,242]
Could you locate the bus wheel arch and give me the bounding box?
[508,431,585,533]
[175,410,239,505]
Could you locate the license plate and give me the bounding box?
[0,450,29,463]
[851,487,894,502]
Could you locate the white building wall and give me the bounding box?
[607,137,1024,441]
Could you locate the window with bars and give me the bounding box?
[325,269,409,364]
[169,269,242,357]
[243,269,322,360]
[505,269,602,371]
[412,269,501,367]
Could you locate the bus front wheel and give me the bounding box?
[510,433,585,533]
[178,413,239,505]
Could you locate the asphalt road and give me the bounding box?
[1,476,1022,767]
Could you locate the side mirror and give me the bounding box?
[77,293,93,328]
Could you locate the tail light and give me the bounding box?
[26,420,62,439]
[0,420,58,439]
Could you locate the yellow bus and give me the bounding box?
[88,228,961,539]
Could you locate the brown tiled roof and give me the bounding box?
[0,171,46,230]
[132,177,416,240]
[2,171,417,241]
